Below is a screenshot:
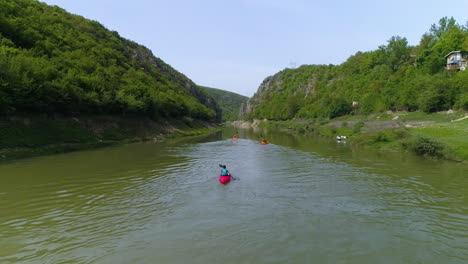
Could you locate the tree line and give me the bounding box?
[244,17,468,120]
[0,0,219,121]
[199,86,248,121]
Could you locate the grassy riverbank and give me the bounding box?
[0,114,219,161]
[257,111,468,162]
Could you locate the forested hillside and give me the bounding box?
[0,0,220,120]
[199,86,248,121]
[242,17,468,120]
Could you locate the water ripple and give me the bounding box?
[0,135,467,263]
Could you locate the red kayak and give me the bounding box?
[219,175,231,184]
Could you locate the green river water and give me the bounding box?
[0,128,467,264]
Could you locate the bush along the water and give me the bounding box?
[402,135,447,158]
[257,116,465,161]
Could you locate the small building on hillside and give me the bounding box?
[445,51,467,71]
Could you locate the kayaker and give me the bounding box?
[219,164,232,184]
[220,164,231,176]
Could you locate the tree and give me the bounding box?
[385,36,411,71]
[429,17,457,39]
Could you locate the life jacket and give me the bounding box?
[221,169,229,176]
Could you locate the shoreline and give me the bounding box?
[228,111,468,163]
[0,115,220,162]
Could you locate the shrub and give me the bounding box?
[373,129,409,143]
[403,136,445,158]
[454,93,468,111]
[418,90,446,113]
[328,98,352,118]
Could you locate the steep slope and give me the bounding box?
[0,0,220,120]
[242,18,468,121]
[199,86,248,121]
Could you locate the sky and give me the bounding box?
[41,0,468,97]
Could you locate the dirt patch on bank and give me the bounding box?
[452,114,468,122]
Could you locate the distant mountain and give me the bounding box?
[199,86,248,121]
[0,0,220,120]
[242,17,468,120]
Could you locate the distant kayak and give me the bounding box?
[233,136,238,140]
[261,140,268,145]
[219,175,231,184]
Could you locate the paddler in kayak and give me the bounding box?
[219,164,232,184]
[220,164,231,176]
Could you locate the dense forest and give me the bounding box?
[0,0,220,121]
[242,17,468,120]
[199,86,248,121]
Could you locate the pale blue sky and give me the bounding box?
[41,0,468,97]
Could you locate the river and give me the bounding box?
[1,127,467,264]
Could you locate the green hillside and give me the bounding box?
[199,86,248,121]
[243,17,468,120]
[0,0,220,120]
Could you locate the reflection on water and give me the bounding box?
[0,128,467,264]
